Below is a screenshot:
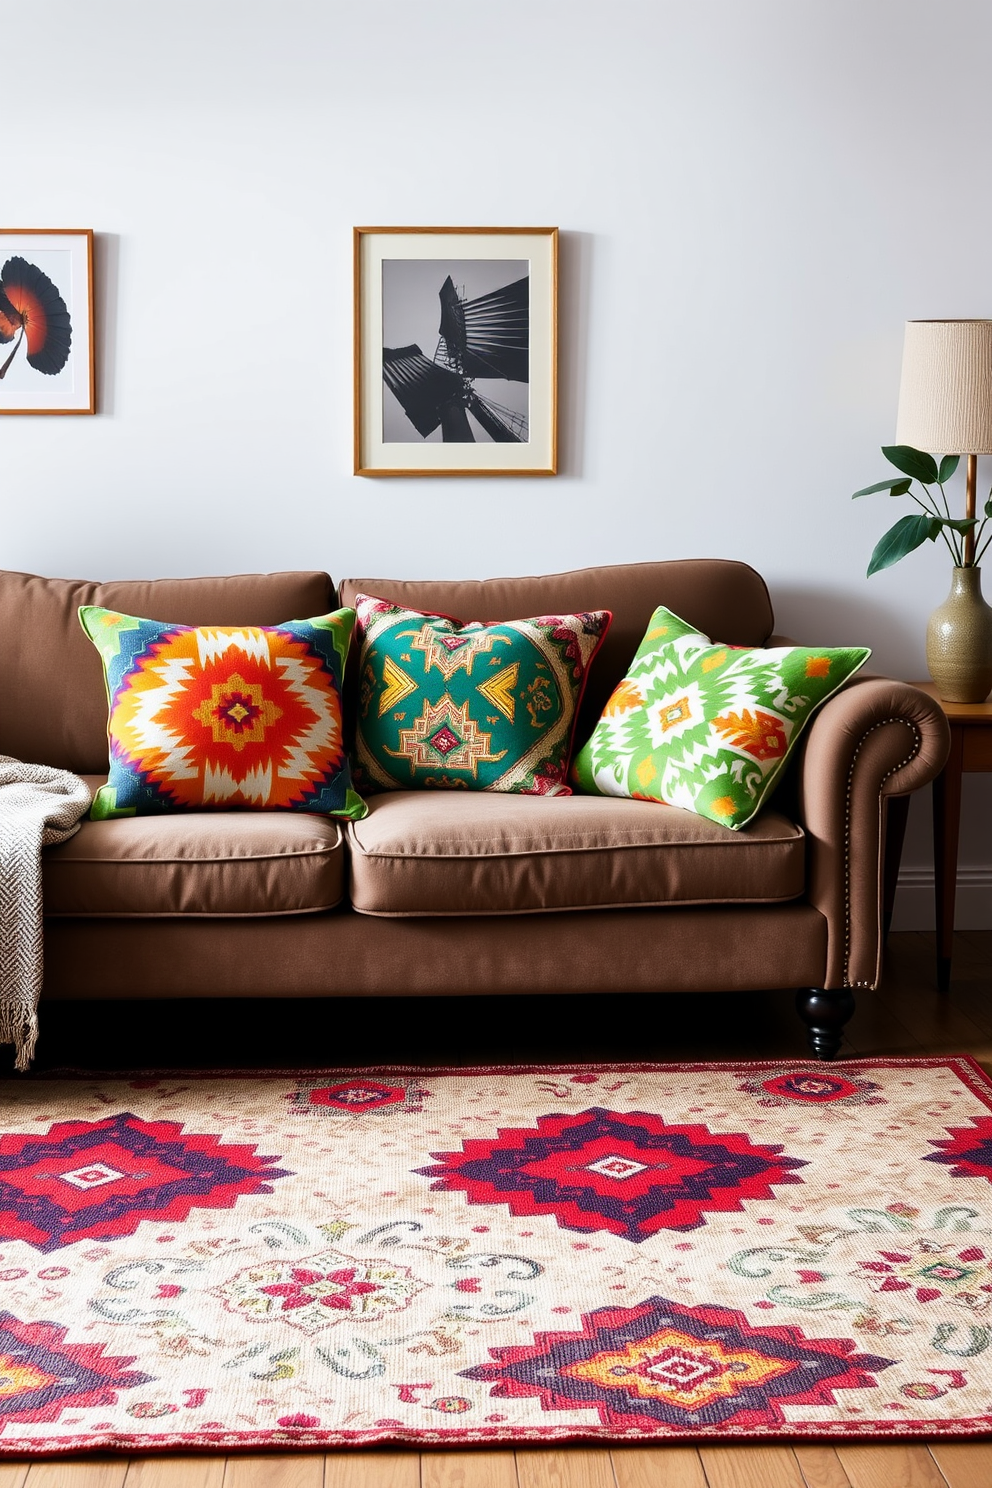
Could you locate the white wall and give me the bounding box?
[3,0,991,921]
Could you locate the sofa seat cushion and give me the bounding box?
[346,791,805,916]
[44,780,345,917]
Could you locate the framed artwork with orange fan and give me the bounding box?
[0,230,94,414]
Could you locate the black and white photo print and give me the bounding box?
[381,259,529,444]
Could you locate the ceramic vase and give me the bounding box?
[926,566,992,703]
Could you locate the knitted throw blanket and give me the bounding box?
[0,757,91,1070]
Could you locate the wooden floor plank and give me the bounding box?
[0,1466,29,1488]
[936,1040,992,1069]
[793,1445,853,1488]
[125,1458,225,1488]
[25,1462,129,1488]
[872,977,991,1051]
[926,1442,992,1488]
[947,930,992,975]
[324,1451,420,1488]
[698,1444,806,1488]
[422,1449,518,1488]
[835,1443,949,1488]
[515,1447,616,1488]
[221,1455,323,1488]
[611,1445,708,1486]
[841,988,924,1056]
[938,980,992,1039]
[930,941,989,987]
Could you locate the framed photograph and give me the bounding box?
[0,229,95,415]
[354,226,557,476]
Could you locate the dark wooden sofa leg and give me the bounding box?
[795,988,855,1061]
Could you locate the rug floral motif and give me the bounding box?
[0,1058,991,1453]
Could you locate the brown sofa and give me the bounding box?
[0,560,950,1059]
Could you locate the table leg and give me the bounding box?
[932,724,965,991]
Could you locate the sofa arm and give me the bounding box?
[794,677,950,991]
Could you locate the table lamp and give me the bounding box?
[896,319,992,701]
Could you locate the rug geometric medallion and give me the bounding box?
[0,1058,991,1454]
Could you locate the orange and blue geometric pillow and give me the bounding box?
[353,594,612,795]
[571,605,870,828]
[78,605,366,819]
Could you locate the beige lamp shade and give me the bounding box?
[895,320,992,454]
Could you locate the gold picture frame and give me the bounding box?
[0,229,95,415]
[354,226,557,476]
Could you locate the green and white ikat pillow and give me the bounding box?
[570,606,870,829]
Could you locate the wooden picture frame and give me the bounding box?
[354,226,557,476]
[0,229,95,415]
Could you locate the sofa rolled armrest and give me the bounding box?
[793,677,950,990]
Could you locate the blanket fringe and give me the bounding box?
[0,1003,39,1073]
[0,756,92,1074]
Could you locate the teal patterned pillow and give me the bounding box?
[571,606,870,828]
[354,595,611,795]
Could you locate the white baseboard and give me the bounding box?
[890,867,992,932]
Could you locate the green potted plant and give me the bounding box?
[854,444,992,702]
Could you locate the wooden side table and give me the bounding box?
[914,681,992,990]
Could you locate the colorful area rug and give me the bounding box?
[0,1058,991,1454]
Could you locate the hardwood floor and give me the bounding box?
[14,930,992,1486]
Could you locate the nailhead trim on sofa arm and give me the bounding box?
[842,719,920,990]
[795,678,951,995]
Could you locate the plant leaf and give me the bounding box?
[867,513,934,576]
[881,445,940,484]
[938,454,960,483]
[985,497,992,519]
[928,518,943,540]
[852,478,913,498]
[938,517,979,532]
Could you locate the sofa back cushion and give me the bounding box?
[0,570,335,773]
[338,560,775,747]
